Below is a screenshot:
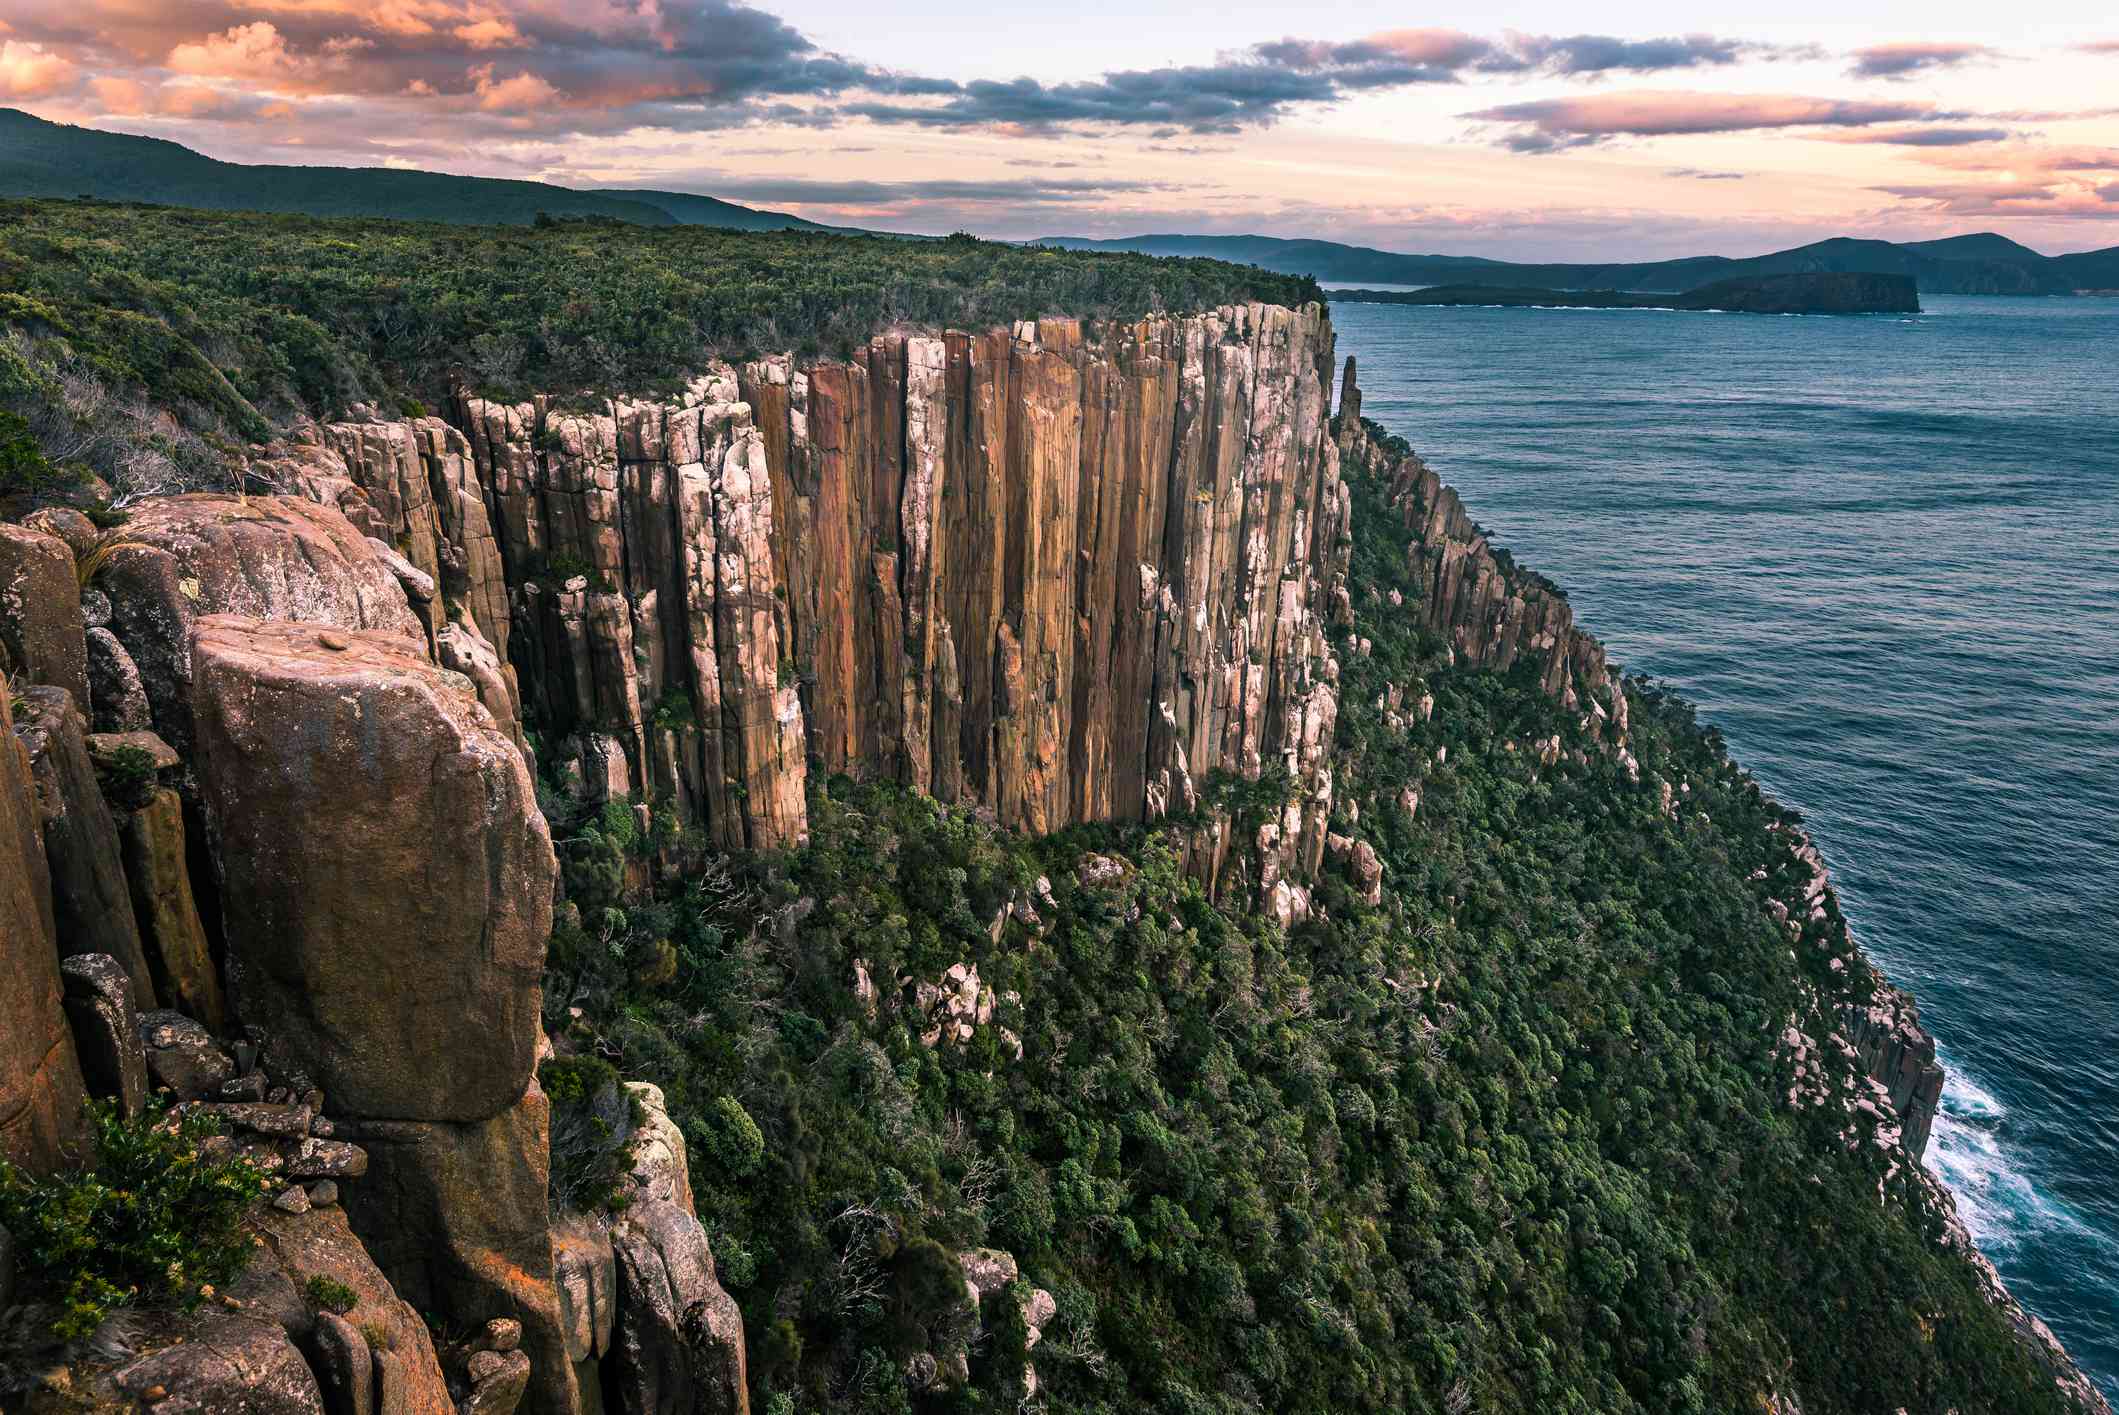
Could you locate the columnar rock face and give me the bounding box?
[271,305,1349,890]
[0,683,88,1174]
[1845,990,1947,1160]
[1337,358,1628,749]
[0,521,90,710]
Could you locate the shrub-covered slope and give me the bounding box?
[0,197,1316,500]
[544,434,2079,1415]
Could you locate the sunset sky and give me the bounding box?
[3,0,2115,259]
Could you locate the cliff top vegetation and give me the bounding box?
[0,197,1317,501]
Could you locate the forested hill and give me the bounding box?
[0,106,844,231]
[1040,229,2119,296]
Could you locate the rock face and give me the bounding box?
[189,615,552,1121]
[16,685,156,1004]
[0,521,89,710]
[266,306,1349,893]
[0,683,88,1173]
[60,952,149,1120]
[99,495,423,756]
[1337,358,1629,751]
[120,786,227,1032]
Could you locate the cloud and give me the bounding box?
[0,39,74,98]
[693,175,1173,206]
[1511,33,1816,77]
[1665,166,1746,180]
[1465,91,1941,151]
[166,21,311,80]
[1847,41,1997,79]
[2075,40,2119,54]
[1828,125,2011,146]
[1875,177,2119,218]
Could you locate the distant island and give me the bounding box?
[1330,272,1920,316]
[1044,230,2119,297]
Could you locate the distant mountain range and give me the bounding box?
[0,107,847,232]
[1038,231,2119,296]
[7,107,2115,292]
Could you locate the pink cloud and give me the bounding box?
[1847,41,1998,79]
[1464,90,1940,150]
[0,39,75,98]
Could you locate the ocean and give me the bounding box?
[1329,292,2119,1402]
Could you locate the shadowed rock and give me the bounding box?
[0,685,87,1173]
[60,952,148,1120]
[17,685,155,1005]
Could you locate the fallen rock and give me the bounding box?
[17,685,156,1005]
[0,520,89,710]
[461,1350,532,1415]
[110,1313,327,1414]
[140,1008,236,1101]
[190,615,553,1122]
[312,1311,375,1415]
[59,953,148,1120]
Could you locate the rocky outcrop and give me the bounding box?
[1337,357,1628,752]
[1843,988,1946,1161]
[59,952,149,1120]
[0,683,87,1174]
[0,521,89,711]
[189,616,552,1121]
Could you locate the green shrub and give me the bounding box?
[540,1055,644,1214]
[691,1096,765,1179]
[0,1098,275,1340]
[0,409,76,497]
[93,743,160,812]
[304,1274,359,1315]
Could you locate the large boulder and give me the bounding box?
[0,521,89,709]
[98,495,422,755]
[16,685,156,1005]
[0,686,87,1173]
[189,615,553,1122]
[104,1313,327,1414]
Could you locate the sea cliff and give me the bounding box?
[0,212,2107,1414]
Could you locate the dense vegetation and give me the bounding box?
[539,442,2075,1414]
[0,1099,275,1344]
[0,196,1315,502]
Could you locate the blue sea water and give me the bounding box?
[1329,294,2119,1402]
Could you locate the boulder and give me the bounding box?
[109,1313,326,1414]
[19,505,100,557]
[139,1008,236,1101]
[86,626,154,732]
[0,685,88,1173]
[253,1204,453,1415]
[120,787,227,1032]
[60,953,148,1120]
[98,494,422,755]
[189,615,553,1122]
[0,521,89,709]
[16,685,156,1004]
[461,1351,533,1415]
[610,1198,750,1415]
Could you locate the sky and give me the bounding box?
[3,0,2116,259]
